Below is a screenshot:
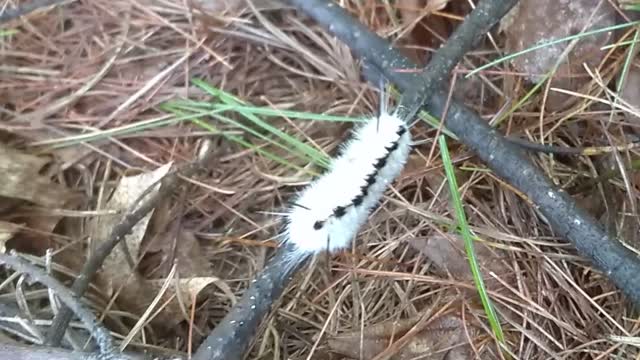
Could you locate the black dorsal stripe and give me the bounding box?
[374,157,387,169]
[321,123,406,228]
[385,142,399,153]
[352,195,364,206]
[365,173,376,186]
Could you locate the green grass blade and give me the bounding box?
[616,28,639,95]
[438,135,506,346]
[208,111,329,167]
[165,100,362,123]
[417,109,459,140]
[601,37,640,50]
[191,79,331,168]
[491,69,553,127]
[467,20,640,78]
[37,109,232,149]
[169,107,317,176]
[0,29,17,37]
[621,1,640,11]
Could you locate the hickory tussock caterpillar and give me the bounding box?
[280,91,414,264]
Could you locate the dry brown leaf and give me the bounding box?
[422,169,452,211]
[498,1,521,33]
[428,0,449,11]
[0,143,78,207]
[143,276,235,328]
[328,314,476,360]
[8,213,63,255]
[82,162,238,330]
[395,0,452,64]
[0,221,20,253]
[619,63,640,129]
[9,128,96,167]
[145,228,212,279]
[398,0,423,26]
[116,275,234,331]
[398,0,450,24]
[88,162,173,296]
[409,233,512,291]
[502,0,616,111]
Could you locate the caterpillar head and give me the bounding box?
[284,204,338,256]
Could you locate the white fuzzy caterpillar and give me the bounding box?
[280,105,412,264]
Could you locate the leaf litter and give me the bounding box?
[0,143,79,208]
[501,0,617,111]
[0,143,80,255]
[0,0,639,359]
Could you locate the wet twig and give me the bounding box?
[191,242,304,360]
[0,342,184,360]
[0,251,120,359]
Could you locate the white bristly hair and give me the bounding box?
[280,103,412,265]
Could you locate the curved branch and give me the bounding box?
[0,342,181,360]
[191,243,306,360]
[0,252,118,358]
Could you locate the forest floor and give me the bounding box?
[1,1,639,359]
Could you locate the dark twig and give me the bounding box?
[296,0,518,107]
[0,342,107,360]
[0,342,183,360]
[0,251,119,359]
[190,2,523,359]
[287,0,640,306]
[0,302,95,350]
[0,0,69,24]
[46,146,218,346]
[191,242,306,360]
[410,0,519,105]
[505,136,640,155]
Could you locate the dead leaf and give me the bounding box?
[88,162,172,296]
[81,163,231,330]
[143,276,235,328]
[619,63,640,131]
[423,170,452,211]
[114,274,233,332]
[328,314,476,360]
[409,233,512,291]
[498,2,521,33]
[0,143,78,207]
[502,0,616,111]
[398,0,449,25]
[9,128,96,167]
[145,228,212,279]
[394,0,453,64]
[0,221,20,253]
[7,213,63,256]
